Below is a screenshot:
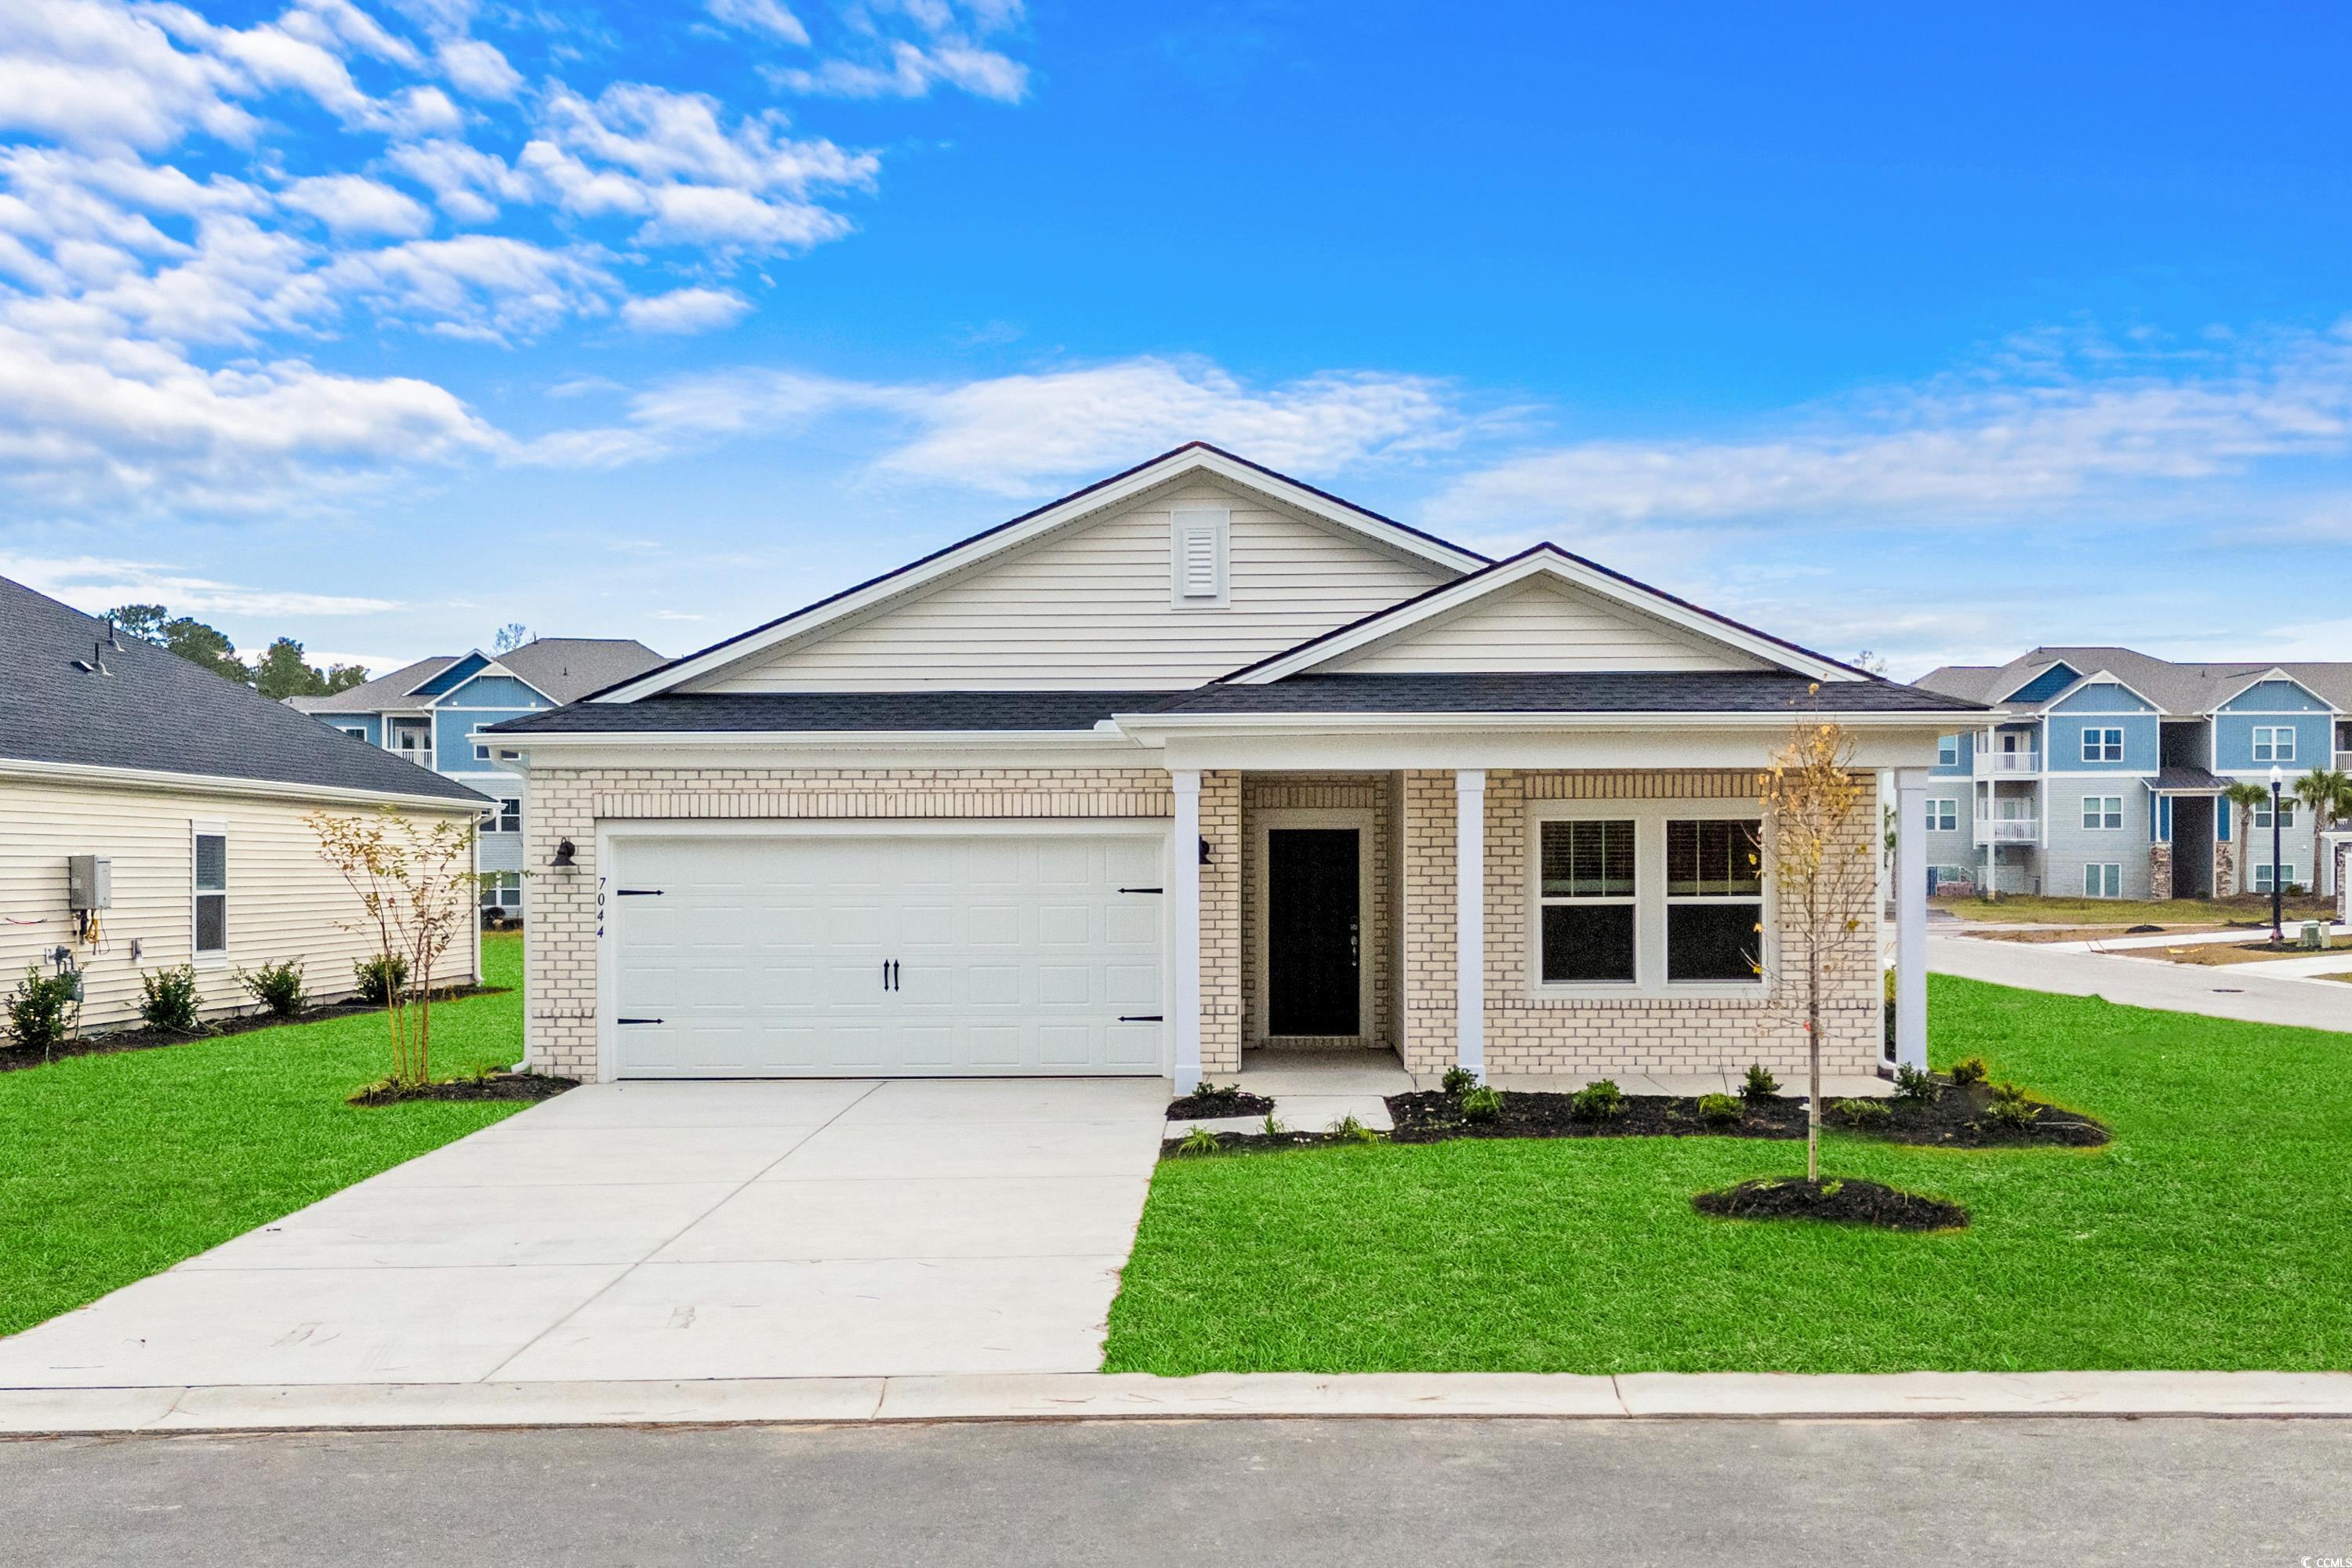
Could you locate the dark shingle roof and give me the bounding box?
[1918,647,2352,716]
[289,639,664,713]
[1,578,486,804]
[284,655,456,713]
[488,673,1977,735]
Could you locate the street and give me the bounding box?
[3,1416,2347,1566]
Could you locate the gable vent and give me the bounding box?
[1171,506,1230,608]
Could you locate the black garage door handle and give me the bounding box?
[1118,1014,1163,1023]
[617,1017,663,1025]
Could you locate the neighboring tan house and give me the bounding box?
[1914,648,2352,901]
[287,637,662,921]
[2,577,489,1033]
[484,445,1979,1091]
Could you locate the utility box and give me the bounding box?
[2300,921,2328,951]
[67,855,111,912]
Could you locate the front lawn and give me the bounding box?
[0,934,529,1338]
[1105,975,2352,1374]
[1940,892,2332,927]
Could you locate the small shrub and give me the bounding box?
[1327,1113,1381,1144]
[1834,1097,1890,1123]
[1985,1081,2041,1128]
[1440,1065,1481,1097]
[1260,1113,1287,1137]
[1949,1055,1988,1087]
[138,964,203,1033]
[1459,1085,1505,1123]
[1695,1091,1743,1127]
[237,956,307,1018]
[353,951,410,1006]
[5,967,79,1057]
[1570,1079,1626,1120]
[1176,1127,1221,1156]
[1893,1062,1940,1102]
[1740,1064,1780,1102]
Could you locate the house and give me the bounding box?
[1913,648,2352,901]
[482,445,1981,1091]
[288,637,663,920]
[0,577,489,1033]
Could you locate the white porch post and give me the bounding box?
[1895,767,1929,1073]
[1171,768,1203,1094]
[1455,768,1486,1076]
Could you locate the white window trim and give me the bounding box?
[2083,862,2122,898]
[1936,735,1959,767]
[1926,797,1958,833]
[2080,727,2125,763]
[191,819,229,965]
[2252,800,2297,829]
[1168,506,1231,609]
[2252,862,2300,892]
[2082,795,2124,831]
[480,796,522,834]
[2251,726,2297,764]
[1526,798,1772,1000]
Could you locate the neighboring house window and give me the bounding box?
[2252,800,2297,829]
[2084,862,2121,898]
[1926,798,1958,832]
[193,829,227,954]
[2253,862,2299,893]
[2252,727,2296,763]
[1537,818,1637,983]
[1664,819,1762,983]
[2082,796,2123,830]
[473,744,490,760]
[339,725,365,740]
[481,797,521,834]
[479,872,521,911]
[1169,507,1230,607]
[2081,728,2124,763]
[1936,735,1959,768]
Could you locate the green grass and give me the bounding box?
[0,933,529,1338]
[1105,975,2352,1374]
[1942,892,2332,926]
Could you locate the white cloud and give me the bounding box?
[434,34,518,99]
[768,39,1027,103]
[383,136,530,222]
[620,285,750,335]
[1430,324,2352,535]
[0,0,254,150]
[278,172,431,238]
[0,551,400,615]
[704,0,808,45]
[318,234,615,342]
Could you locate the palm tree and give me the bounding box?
[2221,781,2272,896]
[2292,768,2352,896]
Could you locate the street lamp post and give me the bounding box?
[2269,764,2285,946]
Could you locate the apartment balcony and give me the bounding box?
[1973,818,2042,846]
[1974,750,2042,776]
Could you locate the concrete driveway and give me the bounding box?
[0,1079,1167,1389]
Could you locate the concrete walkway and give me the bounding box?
[1929,935,2352,1032]
[0,1079,1166,1392]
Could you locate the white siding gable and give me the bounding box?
[698,479,1456,691]
[1319,576,1773,674]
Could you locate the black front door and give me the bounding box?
[1268,829,1361,1036]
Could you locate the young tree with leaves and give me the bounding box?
[2292,768,2352,896]
[308,808,481,1088]
[1761,712,1879,1182]
[110,603,249,683]
[252,637,369,699]
[2221,780,2271,894]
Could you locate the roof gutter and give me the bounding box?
[0,755,492,810]
[1107,707,1991,738]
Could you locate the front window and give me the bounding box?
[1664,819,1762,983]
[1538,818,1636,984]
[1926,798,1958,833]
[1936,735,1958,768]
[2084,862,2121,898]
[193,830,227,953]
[479,871,522,910]
[480,797,522,834]
[2252,727,2296,764]
[2252,800,2297,830]
[2082,796,2123,830]
[2082,728,2124,763]
[2253,863,2299,893]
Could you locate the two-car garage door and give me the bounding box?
[607,831,1167,1078]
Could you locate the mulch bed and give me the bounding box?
[1692,1176,1968,1232]
[1385,1075,2107,1149]
[1166,1084,1278,1120]
[1161,1129,1377,1157]
[347,1070,578,1107]
[0,986,509,1074]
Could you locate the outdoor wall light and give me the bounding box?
[1199,836,1213,866]
[552,838,576,869]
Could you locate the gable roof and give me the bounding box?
[593,443,1492,704]
[288,639,664,714]
[1221,544,1867,685]
[285,655,456,714]
[0,578,485,805]
[1918,647,2352,717]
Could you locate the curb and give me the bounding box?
[5,1370,2350,1436]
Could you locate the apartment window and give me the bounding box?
[2252,727,2296,764]
[481,797,521,834]
[473,743,490,760]
[193,829,227,954]
[1936,735,1959,768]
[1664,819,1762,983]
[2082,796,2123,831]
[479,871,522,911]
[1926,798,1958,833]
[2252,800,2297,830]
[2253,862,2299,893]
[2084,862,2122,898]
[338,726,366,740]
[1537,818,1637,983]
[2082,728,2124,763]
[1169,507,1230,607]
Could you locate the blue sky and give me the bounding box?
[4,1,2350,680]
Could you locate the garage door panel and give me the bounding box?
[612,832,1167,1078]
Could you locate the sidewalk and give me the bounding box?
[4,1369,2347,1434]
[1929,935,2352,1033]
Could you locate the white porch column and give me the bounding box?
[1455,768,1486,1076]
[1894,767,1929,1073]
[1171,768,1203,1094]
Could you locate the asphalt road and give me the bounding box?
[4,1417,2348,1566]
[1929,932,2352,1033]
